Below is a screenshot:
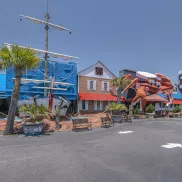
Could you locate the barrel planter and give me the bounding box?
[23,122,43,136]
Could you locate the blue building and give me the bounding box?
[0,60,77,113]
[172,71,182,106]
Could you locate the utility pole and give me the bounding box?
[44,0,50,96]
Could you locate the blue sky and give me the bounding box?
[1,0,182,83]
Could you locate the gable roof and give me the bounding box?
[78,60,116,78]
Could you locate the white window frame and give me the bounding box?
[101,81,109,91]
[87,80,96,91]
[90,80,94,90]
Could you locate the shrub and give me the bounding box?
[146,104,155,113]
[173,105,181,113]
[105,102,128,115]
[19,104,50,123]
[134,106,140,115]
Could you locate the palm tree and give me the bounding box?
[105,102,128,115]
[0,61,3,70]
[0,45,40,135]
[110,77,131,104]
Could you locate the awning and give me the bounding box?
[173,100,182,104]
[146,94,168,102]
[79,93,125,102]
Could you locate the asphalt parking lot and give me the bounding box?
[0,119,182,182]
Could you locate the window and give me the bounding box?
[180,75,182,80]
[97,101,100,110]
[87,80,96,90]
[104,82,108,91]
[82,100,86,110]
[79,100,88,110]
[95,67,103,75]
[173,87,178,93]
[174,104,179,107]
[90,81,94,90]
[102,81,109,91]
[94,101,103,111]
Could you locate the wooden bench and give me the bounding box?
[101,116,114,128]
[72,118,92,131]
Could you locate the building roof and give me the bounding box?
[120,69,136,73]
[78,60,116,78]
[146,94,168,102]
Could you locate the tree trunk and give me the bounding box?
[3,75,21,135]
[116,86,122,104]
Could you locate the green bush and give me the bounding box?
[146,104,155,113]
[105,102,128,115]
[173,105,181,113]
[19,104,50,123]
[134,106,140,115]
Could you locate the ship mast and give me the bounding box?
[44,0,50,96]
[19,0,74,96]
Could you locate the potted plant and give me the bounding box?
[20,104,50,136]
[133,106,141,119]
[172,105,181,118]
[105,102,128,123]
[146,104,155,118]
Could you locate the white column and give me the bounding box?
[93,80,96,90]
[100,101,103,110]
[85,100,89,110]
[87,80,90,90]
[79,100,82,110]
[94,100,97,111]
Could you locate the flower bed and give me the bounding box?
[0,113,106,132]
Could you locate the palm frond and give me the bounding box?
[0,61,3,70]
[19,104,50,122]
[105,102,128,112]
[111,77,131,88]
[0,45,40,72]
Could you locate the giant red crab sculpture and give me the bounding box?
[110,72,174,111]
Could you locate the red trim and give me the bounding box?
[173,100,182,104]
[79,93,125,102]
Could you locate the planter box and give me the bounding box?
[172,113,181,118]
[111,115,122,123]
[146,113,155,118]
[23,123,43,136]
[133,115,141,119]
